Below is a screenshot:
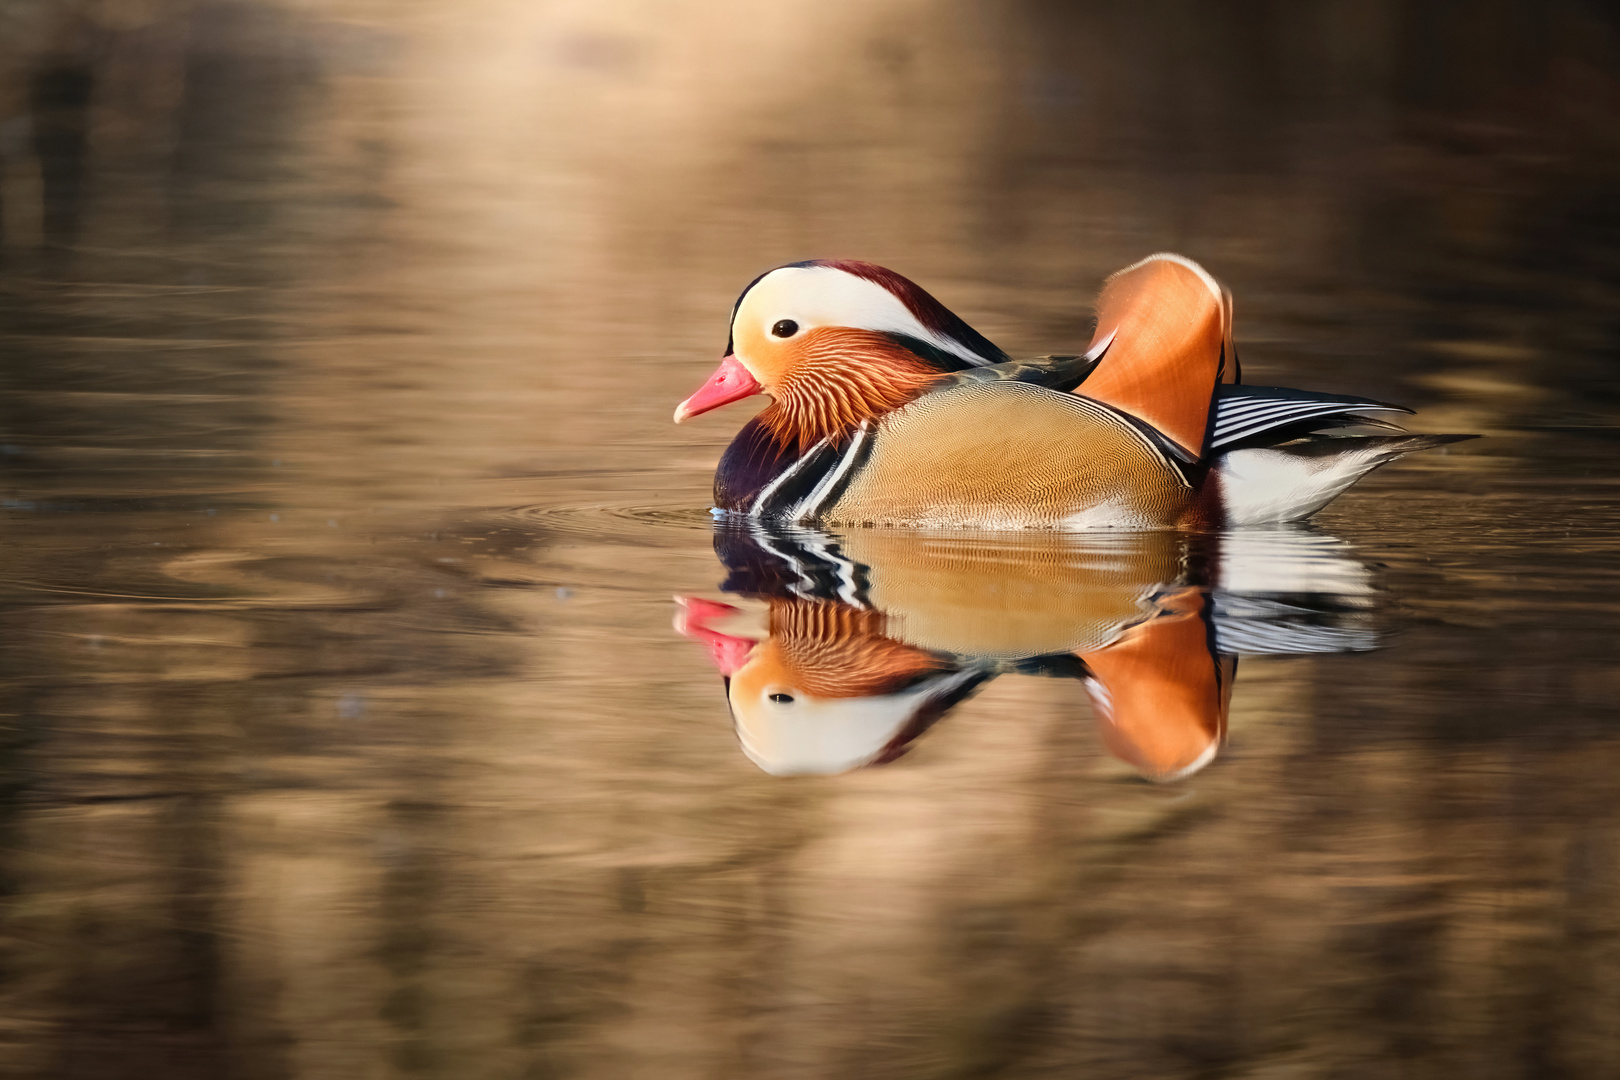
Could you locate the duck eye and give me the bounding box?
[770,319,799,339]
[768,692,795,704]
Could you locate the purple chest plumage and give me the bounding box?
[713,417,803,511]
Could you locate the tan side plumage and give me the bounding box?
[1077,254,1229,460]
[823,381,1192,529]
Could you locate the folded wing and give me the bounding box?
[1210,384,1412,450]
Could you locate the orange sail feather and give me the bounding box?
[1077,254,1234,461]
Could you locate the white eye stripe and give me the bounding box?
[737,266,991,366]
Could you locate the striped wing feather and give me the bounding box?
[1211,384,1412,450]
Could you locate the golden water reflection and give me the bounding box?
[681,526,1377,778]
[3,0,1620,1077]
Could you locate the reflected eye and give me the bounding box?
[771,319,799,338]
[768,692,795,704]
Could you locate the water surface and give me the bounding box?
[2,3,1620,1078]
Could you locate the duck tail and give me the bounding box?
[1215,433,1478,526]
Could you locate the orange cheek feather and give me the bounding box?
[733,319,788,387]
[755,328,942,452]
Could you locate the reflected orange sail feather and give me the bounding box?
[1079,588,1232,782]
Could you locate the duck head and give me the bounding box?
[674,260,1008,452]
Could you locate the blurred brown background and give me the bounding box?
[2,2,1619,1078]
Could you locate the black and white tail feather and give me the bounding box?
[1215,431,1472,525]
[1209,384,1411,450]
[1205,384,1473,525]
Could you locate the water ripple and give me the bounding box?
[495,500,715,542]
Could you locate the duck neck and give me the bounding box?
[760,332,942,453]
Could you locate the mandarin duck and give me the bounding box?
[678,525,1379,778]
[675,254,1473,529]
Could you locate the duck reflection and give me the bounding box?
[677,525,1379,779]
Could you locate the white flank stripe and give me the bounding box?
[749,436,831,517]
[790,423,872,522]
